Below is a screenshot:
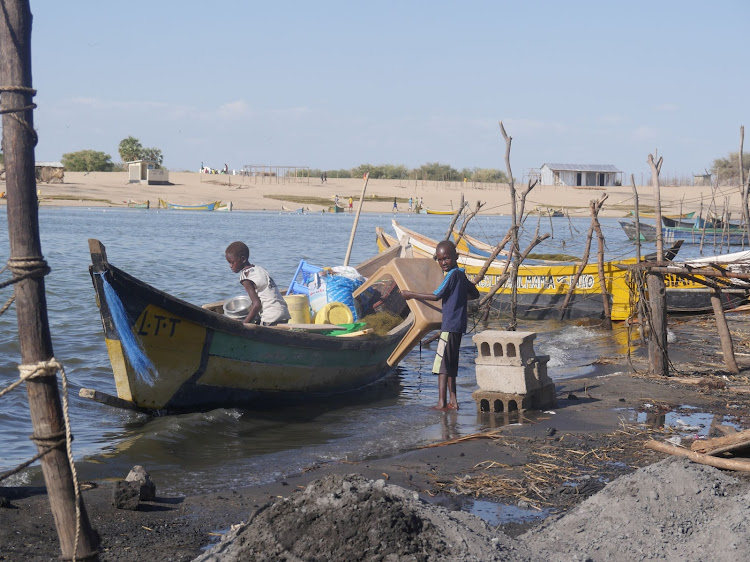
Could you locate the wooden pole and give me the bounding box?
[1,4,98,558]
[442,193,465,241]
[710,289,739,374]
[499,121,521,330]
[630,174,646,341]
[592,201,612,329]
[343,173,369,266]
[647,154,668,377]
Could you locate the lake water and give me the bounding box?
[0,207,713,494]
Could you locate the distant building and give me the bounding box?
[35,161,64,183]
[693,173,712,187]
[539,163,622,187]
[127,160,169,185]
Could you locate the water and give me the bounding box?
[0,208,712,494]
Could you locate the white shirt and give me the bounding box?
[239,265,291,324]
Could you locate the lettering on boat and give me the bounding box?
[663,274,701,288]
[136,308,182,337]
[471,274,596,291]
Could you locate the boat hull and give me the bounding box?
[159,198,221,211]
[89,243,410,411]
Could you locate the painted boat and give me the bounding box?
[425,208,457,215]
[158,198,221,211]
[329,204,345,213]
[87,239,415,411]
[628,211,695,220]
[216,201,233,212]
[127,199,150,209]
[385,221,745,320]
[452,229,510,258]
[619,219,749,246]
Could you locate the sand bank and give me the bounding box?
[14,171,745,218]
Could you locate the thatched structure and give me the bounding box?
[35,161,64,183]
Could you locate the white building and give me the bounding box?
[539,163,622,187]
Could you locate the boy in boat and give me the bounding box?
[225,241,291,326]
[401,240,479,410]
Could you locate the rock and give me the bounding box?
[113,480,140,510]
[0,496,11,508]
[125,465,156,501]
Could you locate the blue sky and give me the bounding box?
[29,1,749,179]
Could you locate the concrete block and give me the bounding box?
[473,331,538,366]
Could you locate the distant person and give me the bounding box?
[392,197,398,212]
[323,171,327,182]
[334,194,339,208]
[348,196,353,213]
[225,241,290,326]
[223,163,228,174]
[401,240,479,410]
[408,197,413,212]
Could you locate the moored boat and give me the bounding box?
[158,198,221,211]
[424,208,456,215]
[385,221,743,320]
[127,199,150,209]
[86,239,438,412]
[216,201,233,211]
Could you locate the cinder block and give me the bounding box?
[473,331,538,366]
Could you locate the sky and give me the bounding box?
[26,0,750,179]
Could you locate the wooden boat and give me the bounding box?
[425,208,456,215]
[619,219,749,246]
[158,198,221,211]
[85,240,438,412]
[628,211,695,220]
[216,201,233,212]
[329,204,345,213]
[127,199,150,209]
[452,229,510,258]
[618,220,658,242]
[384,221,744,320]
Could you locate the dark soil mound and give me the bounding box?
[196,474,531,561]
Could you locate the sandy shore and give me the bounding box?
[2,314,750,560]
[7,171,744,217]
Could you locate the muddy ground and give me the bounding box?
[3,314,750,560]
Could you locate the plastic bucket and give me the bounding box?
[283,294,311,324]
[223,295,251,319]
[314,301,354,325]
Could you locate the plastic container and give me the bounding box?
[223,295,251,319]
[283,294,311,324]
[314,301,354,325]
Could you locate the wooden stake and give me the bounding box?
[343,173,369,266]
[0,2,98,558]
[647,153,668,377]
[710,289,739,374]
[592,200,612,329]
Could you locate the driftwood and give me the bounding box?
[690,428,750,456]
[452,200,485,245]
[645,440,750,472]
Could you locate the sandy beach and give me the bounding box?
[14,171,745,218]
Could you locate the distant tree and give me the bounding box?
[711,151,750,184]
[61,150,114,172]
[471,168,509,183]
[141,147,164,167]
[118,136,143,163]
[414,162,460,182]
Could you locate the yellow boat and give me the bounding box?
[424,208,457,215]
[380,221,742,321]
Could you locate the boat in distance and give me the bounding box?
[87,239,422,412]
[158,198,222,211]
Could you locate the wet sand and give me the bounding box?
[12,171,743,217]
[3,313,750,560]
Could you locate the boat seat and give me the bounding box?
[353,257,444,366]
[286,259,323,296]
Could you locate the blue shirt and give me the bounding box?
[433,267,477,333]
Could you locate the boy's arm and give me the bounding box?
[401,290,440,302]
[241,279,262,323]
[467,281,480,300]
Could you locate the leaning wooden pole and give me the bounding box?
[710,288,739,374]
[343,172,369,266]
[646,154,669,377]
[0,2,98,558]
[591,198,612,329]
[499,121,520,330]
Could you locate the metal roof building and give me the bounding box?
[540,163,622,187]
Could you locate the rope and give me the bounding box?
[0,84,38,145]
[0,358,83,560]
[0,256,51,290]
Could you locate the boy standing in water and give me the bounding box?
[225,241,290,326]
[401,240,479,410]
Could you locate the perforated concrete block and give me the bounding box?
[473,330,538,366]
